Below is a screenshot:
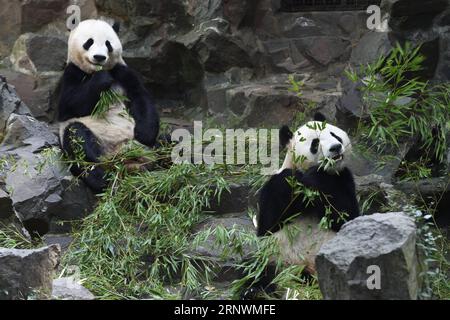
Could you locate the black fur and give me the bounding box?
[313,112,326,122]
[62,122,108,193]
[112,21,120,34]
[279,125,293,149]
[331,132,343,143]
[58,63,114,121]
[58,62,159,193]
[257,166,360,236]
[310,138,320,154]
[83,38,94,51]
[106,40,113,53]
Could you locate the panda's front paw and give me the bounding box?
[111,64,135,82]
[110,63,128,75]
[92,71,114,91]
[134,124,157,148]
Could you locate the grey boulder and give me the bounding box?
[0,76,96,235]
[0,113,96,235]
[0,244,61,300]
[316,212,422,300]
[0,75,30,132]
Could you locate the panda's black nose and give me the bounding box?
[330,144,342,153]
[93,55,106,62]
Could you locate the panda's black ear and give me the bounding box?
[313,112,326,122]
[279,125,293,149]
[112,21,120,34]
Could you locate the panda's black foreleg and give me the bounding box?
[240,263,277,300]
[129,95,160,148]
[257,169,303,236]
[110,64,160,148]
[62,122,108,194]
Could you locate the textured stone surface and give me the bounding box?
[0,114,96,235]
[52,277,95,300]
[0,0,96,59]
[0,69,61,121]
[0,76,30,132]
[0,77,96,236]
[0,244,61,300]
[10,33,66,75]
[316,212,422,300]
[191,213,256,282]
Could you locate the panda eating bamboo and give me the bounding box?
[58,19,159,193]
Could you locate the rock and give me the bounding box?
[314,94,339,123]
[209,182,251,215]
[0,76,30,133]
[96,0,191,33]
[293,37,351,67]
[1,113,58,151]
[0,1,96,59]
[10,33,66,75]
[0,1,22,59]
[0,244,61,300]
[0,69,61,121]
[338,77,365,118]
[0,83,96,236]
[44,234,73,253]
[191,213,256,282]
[193,30,253,73]
[223,84,304,126]
[395,176,450,196]
[188,0,255,31]
[0,114,96,235]
[52,277,95,300]
[316,212,422,300]
[395,177,450,227]
[354,174,388,214]
[124,40,204,106]
[243,86,303,127]
[349,32,392,68]
[20,0,72,33]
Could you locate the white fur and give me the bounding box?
[278,121,352,173]
[59,97,135,155]
[68,19,125,74]
[273,216,336,273]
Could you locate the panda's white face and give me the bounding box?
[290,121,351,172]
[68,19,125,74]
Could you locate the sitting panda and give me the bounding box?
[247,113,360,297]
[58,19,159,193]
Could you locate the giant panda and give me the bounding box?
[58,19,159,193]
[247,113,360,297]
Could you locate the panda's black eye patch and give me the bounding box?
[106,41,113,53]
[331,132,343,143]
[310,138,320,154]
[83,38,94,50]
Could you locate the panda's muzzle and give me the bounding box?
[94,55,107,63]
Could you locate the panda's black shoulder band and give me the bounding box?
[279,125,293,149]
[313,112,326,122]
